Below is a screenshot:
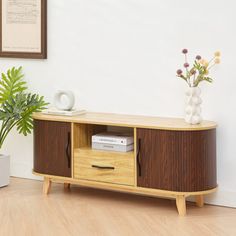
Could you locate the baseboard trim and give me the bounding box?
[203,189,236,208]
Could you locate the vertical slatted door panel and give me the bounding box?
[136,129,176,190]
[34,120,72,177]
[137,128,216,192]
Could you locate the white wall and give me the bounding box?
[1,0,236,207]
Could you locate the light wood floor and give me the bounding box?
[0,178,236,236]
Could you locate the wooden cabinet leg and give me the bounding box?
[64,183,70,189]
[195,195,204,207]
[176,195,186,216]
[43,177,51,195]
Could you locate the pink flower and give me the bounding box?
[196,55,201,60]
[182,49,188,54]
[176,69,183,75]
[184,63,189,68]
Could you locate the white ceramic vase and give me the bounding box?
[54,90,75,111]
[185,87,202,125]
[0,154,10,187]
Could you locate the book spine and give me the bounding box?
[92,136,133,145]
[92,143,134,152]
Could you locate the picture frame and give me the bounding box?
[0,0,47,59]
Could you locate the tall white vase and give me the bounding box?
[185,87,202,125]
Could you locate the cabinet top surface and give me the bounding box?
[33,112,217,131]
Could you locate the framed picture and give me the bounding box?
[0,0,47,59]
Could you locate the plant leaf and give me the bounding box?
[0,67,27,104]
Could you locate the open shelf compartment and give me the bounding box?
[72,123,136,186]
[72,123,134,151]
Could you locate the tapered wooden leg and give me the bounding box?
[176,195,186,216]
[43,177,51,195]
[195,195,204,207]
[64,183,71,189]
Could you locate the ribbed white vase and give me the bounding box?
[185,87,202,125]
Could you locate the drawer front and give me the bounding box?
[74,149,135,186]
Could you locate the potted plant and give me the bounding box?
[0,67,48,187]
[176,49,221,124]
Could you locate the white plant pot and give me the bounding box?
[0,154,10,187]
[185,87,202,125]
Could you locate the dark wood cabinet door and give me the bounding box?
[34,120,71,177]
[136,128,217,192]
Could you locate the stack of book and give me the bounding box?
[92,132,134,152]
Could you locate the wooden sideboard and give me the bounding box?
[32,112,217,216]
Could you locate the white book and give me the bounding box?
[92,132,134,146]
[92,142,134,152]
[42,109,86,116]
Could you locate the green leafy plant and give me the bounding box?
[0,67,48,149]
[176,49,221,87]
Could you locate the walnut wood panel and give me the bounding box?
[137,129,217,192]
[34,120,71,177]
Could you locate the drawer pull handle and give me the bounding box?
[91,165,115,170]
[137,138,142,176]
[66,132,71,168]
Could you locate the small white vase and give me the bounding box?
[0,154,10,187]
[54,90,75,111]
[185,87,202,125]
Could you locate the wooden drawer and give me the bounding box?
[74,148,135,186]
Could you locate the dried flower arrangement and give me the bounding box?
[176,49,221,87]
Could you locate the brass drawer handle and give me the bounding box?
[91,165,115,170]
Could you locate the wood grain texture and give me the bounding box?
[34,120,71,177]
[32,112,217,131]
[33,115,217,216]
[196,195,204,207]
[33,170,217,198]
[43,177,51,194]
[64,183,71,189]
[176,195,186,216]
[0,0,47,59]
[134,128,138,187]
[74,147,135,186]
[71,123,75,178]
[137,128,217,192]
[73,123,106,149]
[1,178,235,236]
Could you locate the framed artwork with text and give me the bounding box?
[0,0,47,59]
